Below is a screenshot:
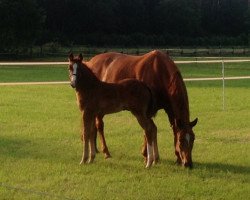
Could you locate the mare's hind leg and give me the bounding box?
[95,115,111,159]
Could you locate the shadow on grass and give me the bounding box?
[2,136,249,175]
[0,136,78,163]
[194,161,250,175]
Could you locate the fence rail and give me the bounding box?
[1,59,250,65]
[1,46,250,59]
[1,60,249,110]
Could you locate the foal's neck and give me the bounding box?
[77,63,102,91]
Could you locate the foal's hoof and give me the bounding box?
[145,160,153,169]
[104,153,112,159]
[88,156,95,164]
[79,157,88,165]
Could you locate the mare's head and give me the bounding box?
[68,53,98,89]
[175,118,198,168]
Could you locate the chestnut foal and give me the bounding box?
[68,54,158,168]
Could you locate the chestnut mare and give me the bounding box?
[85,50,198,168]
[68,53,159,168]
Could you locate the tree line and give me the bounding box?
[0,0,249,52]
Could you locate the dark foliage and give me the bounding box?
[0,0,249,51]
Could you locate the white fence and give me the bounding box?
[1,59,250,110]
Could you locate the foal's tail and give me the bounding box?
[146,86,158,118]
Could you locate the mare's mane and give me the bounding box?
[168,71,190,126]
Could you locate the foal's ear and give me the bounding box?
[68,53,74,61]
[78,53,83,61]
[190,118,198,128]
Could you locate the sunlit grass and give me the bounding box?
[0,81,249,199]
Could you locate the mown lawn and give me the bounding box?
[0,78,249,199]
[0,59,250,83]
[0,65,67,83]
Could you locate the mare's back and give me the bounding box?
[86,51,179,88]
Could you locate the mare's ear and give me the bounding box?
[78,53,83,61]
[190,118,198,128]
[68,53,74,61]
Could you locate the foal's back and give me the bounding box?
[92,78,156,118]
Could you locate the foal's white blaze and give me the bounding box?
[146,142,153,168]
[185,133,190,146]
[71,63,78,85]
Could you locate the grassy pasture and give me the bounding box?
[0,65,67,83]
[0,61,250,199]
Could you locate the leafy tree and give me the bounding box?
[0,0,45,51]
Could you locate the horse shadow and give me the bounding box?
[193,161,250,175]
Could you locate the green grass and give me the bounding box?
[0,61,250,83]
[0,80,249,199]
[0,65,68,82]
[177,62,250,78]
[0,59,249,199]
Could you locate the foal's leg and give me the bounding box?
[88,124,97,163]
[141,123,159,165]
[80,111,94,165]
[135,115,158,168]
[141,135,147,163]
[95,115,111,159]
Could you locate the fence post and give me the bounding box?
[222,59,225,110]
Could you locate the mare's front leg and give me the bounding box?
[172,125,182,165]
[174,133,182,165]
[95,115,111,159]
[80,111,95,165]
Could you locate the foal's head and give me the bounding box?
[68,53,83,88]
[68,53,98,89]
[175,118,198,168]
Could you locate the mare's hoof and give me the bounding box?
[183,162,193,169]
[153,158,160,165]
[175,159,182,166]
[95,149,100,154]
